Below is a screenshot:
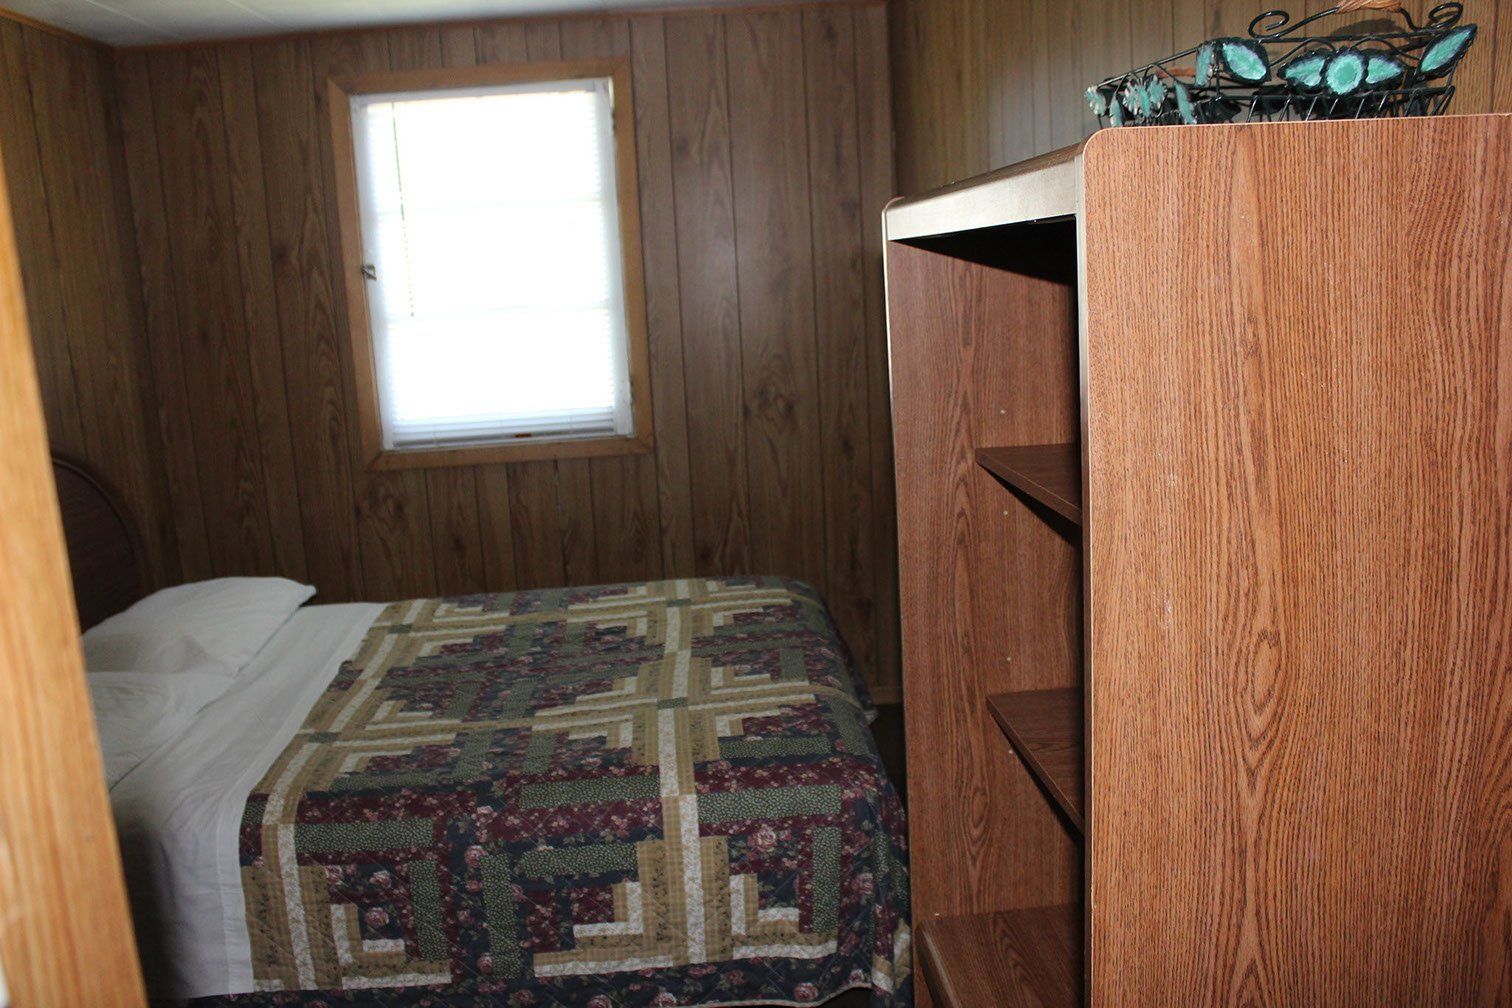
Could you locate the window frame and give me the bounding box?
[327,59,654,470]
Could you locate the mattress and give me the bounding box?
[114,576,910,1007]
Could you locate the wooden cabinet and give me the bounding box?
[885,116,1512,1007]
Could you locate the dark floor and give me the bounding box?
[828,987,871,1008]
[871,703,907,807]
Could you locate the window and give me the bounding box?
[328,61,652,468]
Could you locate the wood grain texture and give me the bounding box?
[854,2,899,697]
[975,444,1081,526]
[887,235,1082,934]
[1083,116,1512,1006]
[114,47,216,580]
[251,37,366,599]
[664,13,750,577]
[0,122,146,1008]
[217,42,310,581]
[987,688,1083,834]
[804,5,879,677]
[0,21,177,589]
[888,0,1512,192]
[111,4,900,693]
[628,16,695,577]
[150,47,285,578]
[727,9,826,591]
[918,905,1080,1008]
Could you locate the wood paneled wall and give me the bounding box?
[889,0,1512,192]
[0,17,177,587]
[112,2,901,695]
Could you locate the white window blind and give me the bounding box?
[350,77,634,451]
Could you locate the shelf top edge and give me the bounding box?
[884,140,1084,241]
[883,115,1512,242]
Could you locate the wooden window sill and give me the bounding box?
[367,432,653,470]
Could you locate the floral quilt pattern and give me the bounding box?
[208,577,910,1008]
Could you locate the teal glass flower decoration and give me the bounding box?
[1195,42,1216,86]
[1281,51,1329,90]
[1366,54,1405,85]
[1145,77,1168,111]
[1419,24,1476,76]
[1324,50,1367,95]
[1088,2,1477,129]
[1219,39,1271,82]
[1174,81,1197,124]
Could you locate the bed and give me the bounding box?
[56,454,913,1008]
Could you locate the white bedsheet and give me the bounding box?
[108,602,384,1001]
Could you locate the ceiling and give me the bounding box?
[7,0,794,46]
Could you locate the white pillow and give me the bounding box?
[87,671,230,787]
[82,577,316,678]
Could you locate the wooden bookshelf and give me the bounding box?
[888,117,1512,1005]
[987,689,1084,834]
[975,443,1081,524]
[918,905,1079,1008]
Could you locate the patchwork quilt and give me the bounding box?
[204,577,910,1007]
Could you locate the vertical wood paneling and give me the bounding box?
[1080,0,1132,136]
[1043,2,1083,149]
[115,48,215,580]
[247,37,365,599]
[98,47,184,590]
[148,47,281,576]
[1487,0,1509,113]
[665,14,751,576]
[217,43,310,581]
[24,33,146,489]
[1451,0,1495,112]
[854,2,901,693]
[0,21,82,450]
[630,16,697,577]
[0,24,179,589]
[474,463,516,590]
[110,3,899,693]
[474,20,530,65]
[507,468,567,589]
[803,6,876,674]
[726,11,827,590]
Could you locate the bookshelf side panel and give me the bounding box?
[1084,115,1512,1006]
[887,236,1083,934]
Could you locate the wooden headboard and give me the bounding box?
[51,452,147,629]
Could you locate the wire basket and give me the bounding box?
[1088,0,1478,127]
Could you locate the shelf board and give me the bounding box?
[976,443,1081,525]
[919,905,1080,1008]
[884,141,1083,241]
[987,688,1085,834]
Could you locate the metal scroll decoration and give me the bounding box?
[1088,0,1477,127]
